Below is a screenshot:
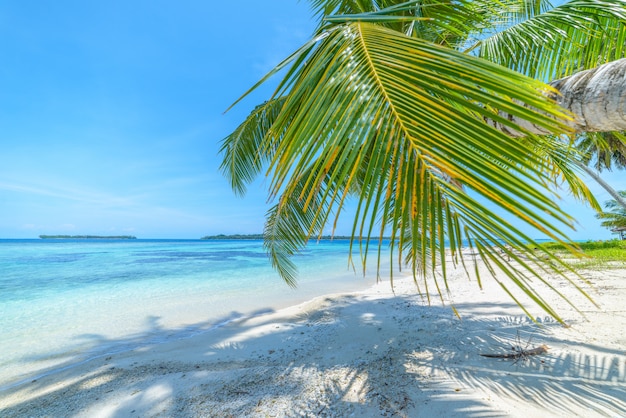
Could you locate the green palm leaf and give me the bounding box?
[576,131,626,171]
[223,20,597,321]
[220,98,286,196]
[477,0,626,80]
[596,191,626,230]
[597,212,626,229]
[315,0,549,48]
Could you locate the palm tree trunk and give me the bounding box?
[486,59,626,211]
[576,162,626,210]
[487,58,626,137]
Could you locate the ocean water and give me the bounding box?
[0,239,390,388]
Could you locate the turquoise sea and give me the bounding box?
[0,239,389,389]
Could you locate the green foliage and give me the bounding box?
[576,132,626,172]
[221,0,626,321]
[542,239,626,252]
[478,0,626,81]
[39,235,137,239]
[540,240,626,269]
[595,191,626,233]
[201,234,265,240]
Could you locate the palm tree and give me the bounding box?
[596,191,626,239]
[576,131,626,210]
[577,132,626,172]
[221,0,626,322]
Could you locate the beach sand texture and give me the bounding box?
[1,260,624,417]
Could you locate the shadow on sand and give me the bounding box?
[0,295,624,417]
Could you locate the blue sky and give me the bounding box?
[1,1,624,240]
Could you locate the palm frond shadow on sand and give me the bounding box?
[0,292,624,417]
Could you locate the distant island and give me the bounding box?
[201,234,264,240]
[201,234,357,240]
[39,235,137,239]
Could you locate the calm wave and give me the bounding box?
[0,239,389,388]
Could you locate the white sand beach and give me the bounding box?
[1,260,624,417]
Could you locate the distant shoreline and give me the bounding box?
[38,235,137,239]
[200,234,373,240]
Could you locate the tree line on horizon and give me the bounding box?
[201,234,363,240]
[39,235,137,239]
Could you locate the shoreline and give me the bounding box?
[0,270,378,392]
[0,239,384,391]
[1,262,624,417]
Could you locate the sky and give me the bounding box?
[1,1,624,240]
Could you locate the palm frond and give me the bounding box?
[263,155,359,287]
[219,98,286,195]
[504,0,554,22]
[238,21,592,320]
[527,135,601,209]
[315,0,550,49]
[603,190,626,209]
[575,131,626,171]
[478,0,626,80]
[595,190,626,230]
[597,212,626,229]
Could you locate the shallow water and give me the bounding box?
[0,239,389,388]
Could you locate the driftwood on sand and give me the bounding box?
[480,344,549,359]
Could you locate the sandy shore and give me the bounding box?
[1,260,625,417]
